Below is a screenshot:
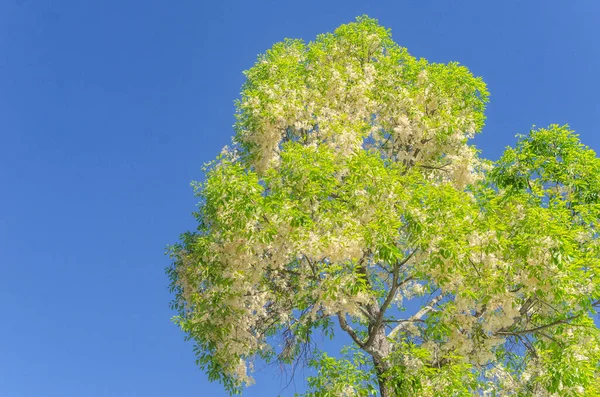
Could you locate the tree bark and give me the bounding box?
[367,324,392,397]
[373,356,393,397]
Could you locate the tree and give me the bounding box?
[167,16,600,396]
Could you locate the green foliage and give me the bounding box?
[302,347,378,397]
[168,16,600,396]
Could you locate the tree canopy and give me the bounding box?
[168,16,600,396]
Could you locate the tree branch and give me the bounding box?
[337,312,366,349]
[388,294,444,339]
[363,251,416,349]
[379,251,416,314]
[495,314,581,336]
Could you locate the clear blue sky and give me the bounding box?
[1,1,598,396]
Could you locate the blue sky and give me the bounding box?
[1,1,599,396]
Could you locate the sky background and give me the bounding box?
[1,1,599,396]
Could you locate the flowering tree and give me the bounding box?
[168,17,600,396]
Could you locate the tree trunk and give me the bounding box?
[367,325,393,397]
[373,356,393,397]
